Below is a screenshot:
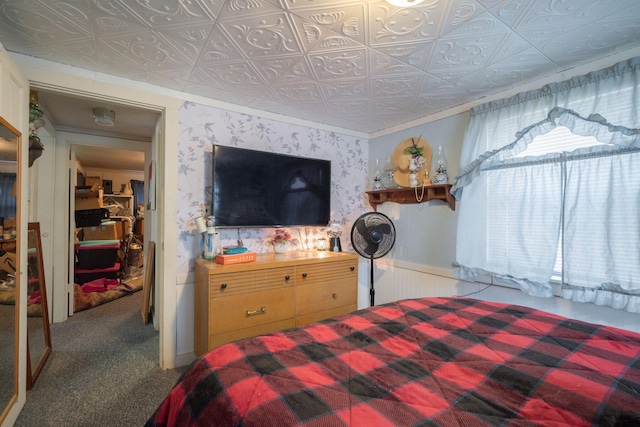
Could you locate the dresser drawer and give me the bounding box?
[210,287,294,335]
[296,260,357,285]
[296,278,357,317]
[296,304,357,327]
[209,266,294,298]
[210,319,295,349]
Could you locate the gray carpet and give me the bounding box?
[14,290,189,426]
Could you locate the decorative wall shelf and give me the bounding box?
[366,184,455,211]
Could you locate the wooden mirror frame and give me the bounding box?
[0,116,20,424]
[26,222,51,390]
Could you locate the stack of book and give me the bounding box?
[215,246,256,265]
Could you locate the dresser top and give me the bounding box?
[195,250,358,273]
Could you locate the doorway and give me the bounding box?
[71,145,148,316]
[27,87,163,362]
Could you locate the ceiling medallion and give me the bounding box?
[386,0,425,6]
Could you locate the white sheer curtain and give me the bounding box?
[452,57,640,312]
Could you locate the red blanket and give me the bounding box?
[146,297,640,426]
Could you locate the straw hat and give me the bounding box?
[392,137,432,187]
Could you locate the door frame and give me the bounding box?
[21,63,181,370]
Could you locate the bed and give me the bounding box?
[146,297,640,426]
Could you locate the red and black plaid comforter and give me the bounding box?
[147,297,640,426]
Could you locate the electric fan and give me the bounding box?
[350,212,396,306]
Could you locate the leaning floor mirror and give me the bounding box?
[26,222,51,390]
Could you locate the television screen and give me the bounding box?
[212,145,331,228]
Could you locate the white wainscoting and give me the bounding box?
[373,259,640,334]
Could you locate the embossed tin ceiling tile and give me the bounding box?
[94,45,149,74]
[252,56,313,85]
[198,29,245,64]
[51,39,102,71]
[506,0,622,32]
[187,68,226,88]
[0,23,40,50]
[319,79,369,99]
[366,111,410,127]
[98,30,196,70]
[485,33,541,65]
[199,61,268,90]
[371,95,415,114]
[416,75,467,97]
[370,74,422,97]
[277,0,364,11]
[367,1,444,47]
[436,0,485,38]
[428,32,509,71]
[412,93,468,113]
[118,0,224,29]
[271,81,325,103]
[375,41,435,70]
[153,26,214,65]
[157,23,214,48]
[287,14,363,54]
[217,0,281,20]
[90,0,149,36]
[308,48,368,81]
[0,0,91,43]
[516,21,590,56]
[324,98,371,116]
[534,17,640,65]
[219,11,304,58]
[426,67,482,89]
[483,48,559,79]
[99,65,191,90]
[478,0,534,29]
[287,3,367,45]
[467,64,547,93]
[369,50,422,77]
[139,68,193,92]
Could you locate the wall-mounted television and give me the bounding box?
[212,145,331,228]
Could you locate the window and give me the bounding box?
[487,127,640,290]
[453,57,640,312]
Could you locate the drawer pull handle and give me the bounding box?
[302,273,308,278]
[246,307,267,317]
[220,283,227,289]
[332,293,338,300]
[350,266,355,271]
[285,275,290,281]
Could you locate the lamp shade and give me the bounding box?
[92,107,115,126]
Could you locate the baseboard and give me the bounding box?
[174,351,197,368]
[375,257,454,279]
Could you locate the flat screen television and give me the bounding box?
[212,145,331,228]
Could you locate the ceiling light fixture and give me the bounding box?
[92,107,115,127]
[386,0,425,6]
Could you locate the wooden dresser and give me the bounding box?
[194,251,358,356]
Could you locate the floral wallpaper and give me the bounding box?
[176,102,369,278]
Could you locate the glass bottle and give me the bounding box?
[381,156,396,188]
[372,158,382,190]
[433,145,448,184]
